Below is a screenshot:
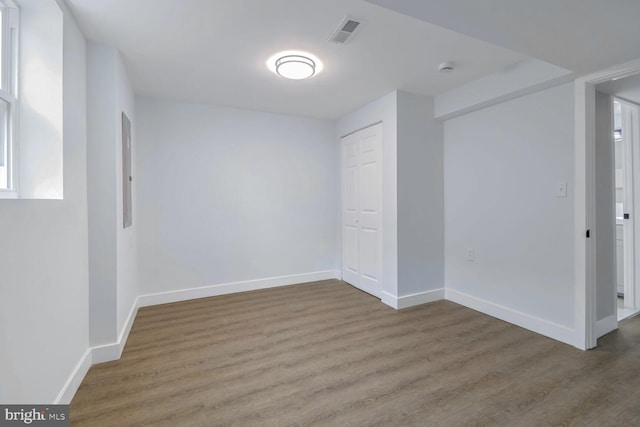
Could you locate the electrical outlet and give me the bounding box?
[466,248,475,261]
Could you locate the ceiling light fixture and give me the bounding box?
[276,55,315,79]
[439,61,455,73]
[267,51,323,80]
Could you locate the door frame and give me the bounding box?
[575,58,640,349]
[340,121,384,298]
[618,98,640,310]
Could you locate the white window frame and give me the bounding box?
[0,0,18,198]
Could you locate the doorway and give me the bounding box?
[576,61,640,349]
[340,123,383,298]
[611,98,640,321]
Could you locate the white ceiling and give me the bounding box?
[598,75,640,106]
[64,0,525,119]
[366,0,640,75]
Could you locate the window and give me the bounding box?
[0,1,18,195]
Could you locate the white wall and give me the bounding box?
[135,98,339,295]
[336,91,445,305]
[86,43,117,346]
[115,53,138,336]
[444,83,575,335]
[86,44,137,347]
[434,58,573,120]
[18,0,64,199]
[594,91,616,323]
[397,92,444,296]
[0,3,89,402]
[337,92,398,298]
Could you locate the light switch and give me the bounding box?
[556,181,567,198]
[466,248,475,261]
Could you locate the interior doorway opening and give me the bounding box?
[611,98,640,321]
[576,59,640,349]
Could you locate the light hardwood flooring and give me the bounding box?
[71,280,640,426]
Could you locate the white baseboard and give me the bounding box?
[137,270,340,308]
[445,289,580,348]
[382,288,445,310]
[595,314,617,339]
[92,299,139,364]
[54,348,92,404]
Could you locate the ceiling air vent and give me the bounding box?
[329,16,362,44]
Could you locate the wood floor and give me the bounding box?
[71,280,640,426]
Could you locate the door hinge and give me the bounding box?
[586,229,591,238]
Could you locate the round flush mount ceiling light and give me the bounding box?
[267,51,323,80]
[439,61,455,73]
[277,55,315,79]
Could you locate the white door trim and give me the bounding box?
[618,99,638,309]
[340,122,383,298]
[631,104,640,310]
[575,58,640,349]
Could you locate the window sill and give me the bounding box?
[0,190,18,199]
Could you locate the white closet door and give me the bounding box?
[341,123,382,297]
